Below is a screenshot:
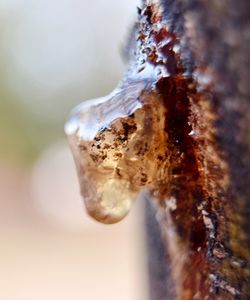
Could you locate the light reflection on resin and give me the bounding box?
[65,80,167,224]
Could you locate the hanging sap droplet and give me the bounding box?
[65,80,144,224]
[65,79,167,224]
[79,174,135,224]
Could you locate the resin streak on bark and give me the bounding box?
[132,2,250,299]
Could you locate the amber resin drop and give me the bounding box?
[65,2,178,224]
[65,77,167,224]
[65,3,181,224]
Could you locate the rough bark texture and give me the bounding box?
[138,1,250,299]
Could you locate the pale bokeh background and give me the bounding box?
[0,0,149,299]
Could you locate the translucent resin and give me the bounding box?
[65,79,167,224]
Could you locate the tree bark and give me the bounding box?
[132,1,250,299]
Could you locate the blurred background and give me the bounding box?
[0,0,149,299]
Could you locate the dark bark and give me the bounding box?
[137,1,250,299]
[145,199,176,300]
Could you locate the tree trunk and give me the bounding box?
[131,1,250,299]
